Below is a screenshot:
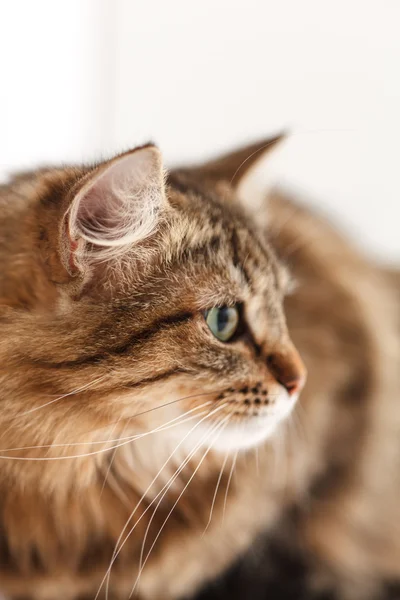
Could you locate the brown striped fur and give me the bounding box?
[0,138,398,600]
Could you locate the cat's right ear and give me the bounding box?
[61,145,166,275]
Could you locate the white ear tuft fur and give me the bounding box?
[67,146,165,270]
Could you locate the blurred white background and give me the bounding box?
[1,0,399,263]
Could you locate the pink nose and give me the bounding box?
[266,345,307,396]
[280,376,306,396]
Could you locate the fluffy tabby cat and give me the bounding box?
[0,136,398,600]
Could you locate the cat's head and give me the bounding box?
[0,137,306,475]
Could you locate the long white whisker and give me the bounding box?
[1,393,218,454]
[98,402,228,600]
[202,449,230,537]
[222,448,239,524]
[0,401,214,461]
[135,416,224,587]
[280,417,290,496]
[103,409,227,600]
[130,415,231,598]
[104,390,219,427]
[272,423,284,491]
[99,400,213,496]
[20,375,108,416]
[136,415,228,580]
[286,409,306,496]
[100,417,125,497]
[100,409,211,512]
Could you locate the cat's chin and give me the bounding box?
[192,392,298,453]
[211,415,289,452]
[210,419,279,451]
[212,391,298,452]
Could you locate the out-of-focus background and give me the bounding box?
[1,0,399,263]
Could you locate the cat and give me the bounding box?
[0,136,398,600]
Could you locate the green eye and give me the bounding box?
[204,305,240,342]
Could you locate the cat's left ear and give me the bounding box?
[172,133,286,190]
[63,145,165,274]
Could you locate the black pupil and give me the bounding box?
[217,307,230,332]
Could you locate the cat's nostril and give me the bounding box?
[282,378,304,396]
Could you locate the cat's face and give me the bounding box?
[137,181,305,452]
[0,139,306,470]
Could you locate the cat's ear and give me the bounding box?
[173,133,286,190]
[62,145,165,274]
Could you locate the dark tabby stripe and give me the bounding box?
[33,312,193,368]
[123,366,192,389]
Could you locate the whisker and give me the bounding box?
[0,402,214,461]
[98,402,228,600]
[0,394,217,454]
[287,407,308,496]
[107,391,218,425]
[130,415,230,598]
[280,416,291,497]
[103,410,227,600]
[202,449,230,537]
[19,374,108,416]
[98,399,213,497]
[222,448,238,524]
[100,417,125,497]
[271,423,284,491]
[136,415,228,589]
[104,409,212,514]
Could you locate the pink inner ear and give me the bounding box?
[69,239,79,271]
[75,180,122,241]
[66,146,165,270]
[62,212,80,273]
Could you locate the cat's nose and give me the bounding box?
[266,344,307,396]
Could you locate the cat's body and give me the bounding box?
[0,138,398,600]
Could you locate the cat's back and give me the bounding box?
[266,191,400,595]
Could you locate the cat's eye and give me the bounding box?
[204,305,240,342]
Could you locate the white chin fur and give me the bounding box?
[193,391,298,453]
[210,419,279,451]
